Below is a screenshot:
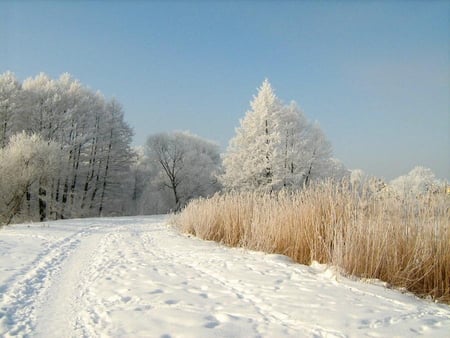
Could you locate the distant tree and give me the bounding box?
[301,122,333,186]
[322,158,350,182]
[221,79,340,192]
[124,146,151,215]
[276,101,309,188]
[390,166,441,197]
[350,169,366,187]
[145,131,221,212]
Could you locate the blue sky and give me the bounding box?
[1,1,448,180]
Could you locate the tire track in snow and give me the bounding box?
[0,227,91,336]
[33,226,111,338]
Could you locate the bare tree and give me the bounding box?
[145,132,221,212]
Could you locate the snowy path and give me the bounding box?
[0,216,449,337]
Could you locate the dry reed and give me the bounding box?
[173,181,450,303]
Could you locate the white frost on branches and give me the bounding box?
[390,166,442,197]
[143,131,221,213]
[0,72,134,224]
[0,133,61,224]
[221,79,347,192]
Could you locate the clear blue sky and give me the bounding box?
[1,1,448,180]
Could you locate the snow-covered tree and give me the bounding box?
[95,99,134,216]
[221,79,285,192]
[301,122,333,186]
[322,158,350,182]
[0,72,21,148]
[145,131,221,212]
[0,71,135,222]
[390,166,441,197]
[350,169,366,187]
[0,133,61,225]
[126,147,152,215]
[276,101,309,188]
[221,79,339,192]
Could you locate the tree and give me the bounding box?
[221,79,284,192]
[277,101,310,188]
[390,166,441,197]
[221,79,339,192]
[0,133,61,225]
[0,71,135,222]
[0,72,21,148]
[126,147,152,215]
[145,131,221,212]
[301,122,333,186]
[322,158,350,182]
[95,99,134,216]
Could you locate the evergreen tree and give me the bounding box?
[221,79,284,192]
[221,79,341,192]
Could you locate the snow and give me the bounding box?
[0,216,449,337]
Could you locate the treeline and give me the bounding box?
[134,79,348,214]
[0,72,133,224]
[4,73,441,226]
[0,74,355,225]
[0,72,225,225]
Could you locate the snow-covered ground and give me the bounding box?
[0,216,449,338]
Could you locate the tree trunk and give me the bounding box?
[304,163,313,187]
[1,118,8,148]
[69,143,81,207]
[98,129,113,216]
[171,181,180,212]
[38,182,47,222]
[81,136,97,210]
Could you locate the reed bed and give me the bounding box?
[173,181,450,303]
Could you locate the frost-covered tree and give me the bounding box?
[0,71,134,222]
[126,147,152,215]
[390,166,441,197]
[301,122,333,186]
[95,99,134,216]
[221,79,339,192]
[0,133,61,225]
[322,158,350,182]
[0,72,21,148]
[145,131,221,212]
[221,79,285,192]
[350,169,366,187]
[276,101,309,188]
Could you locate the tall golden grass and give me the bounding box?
[173,181,450,303]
